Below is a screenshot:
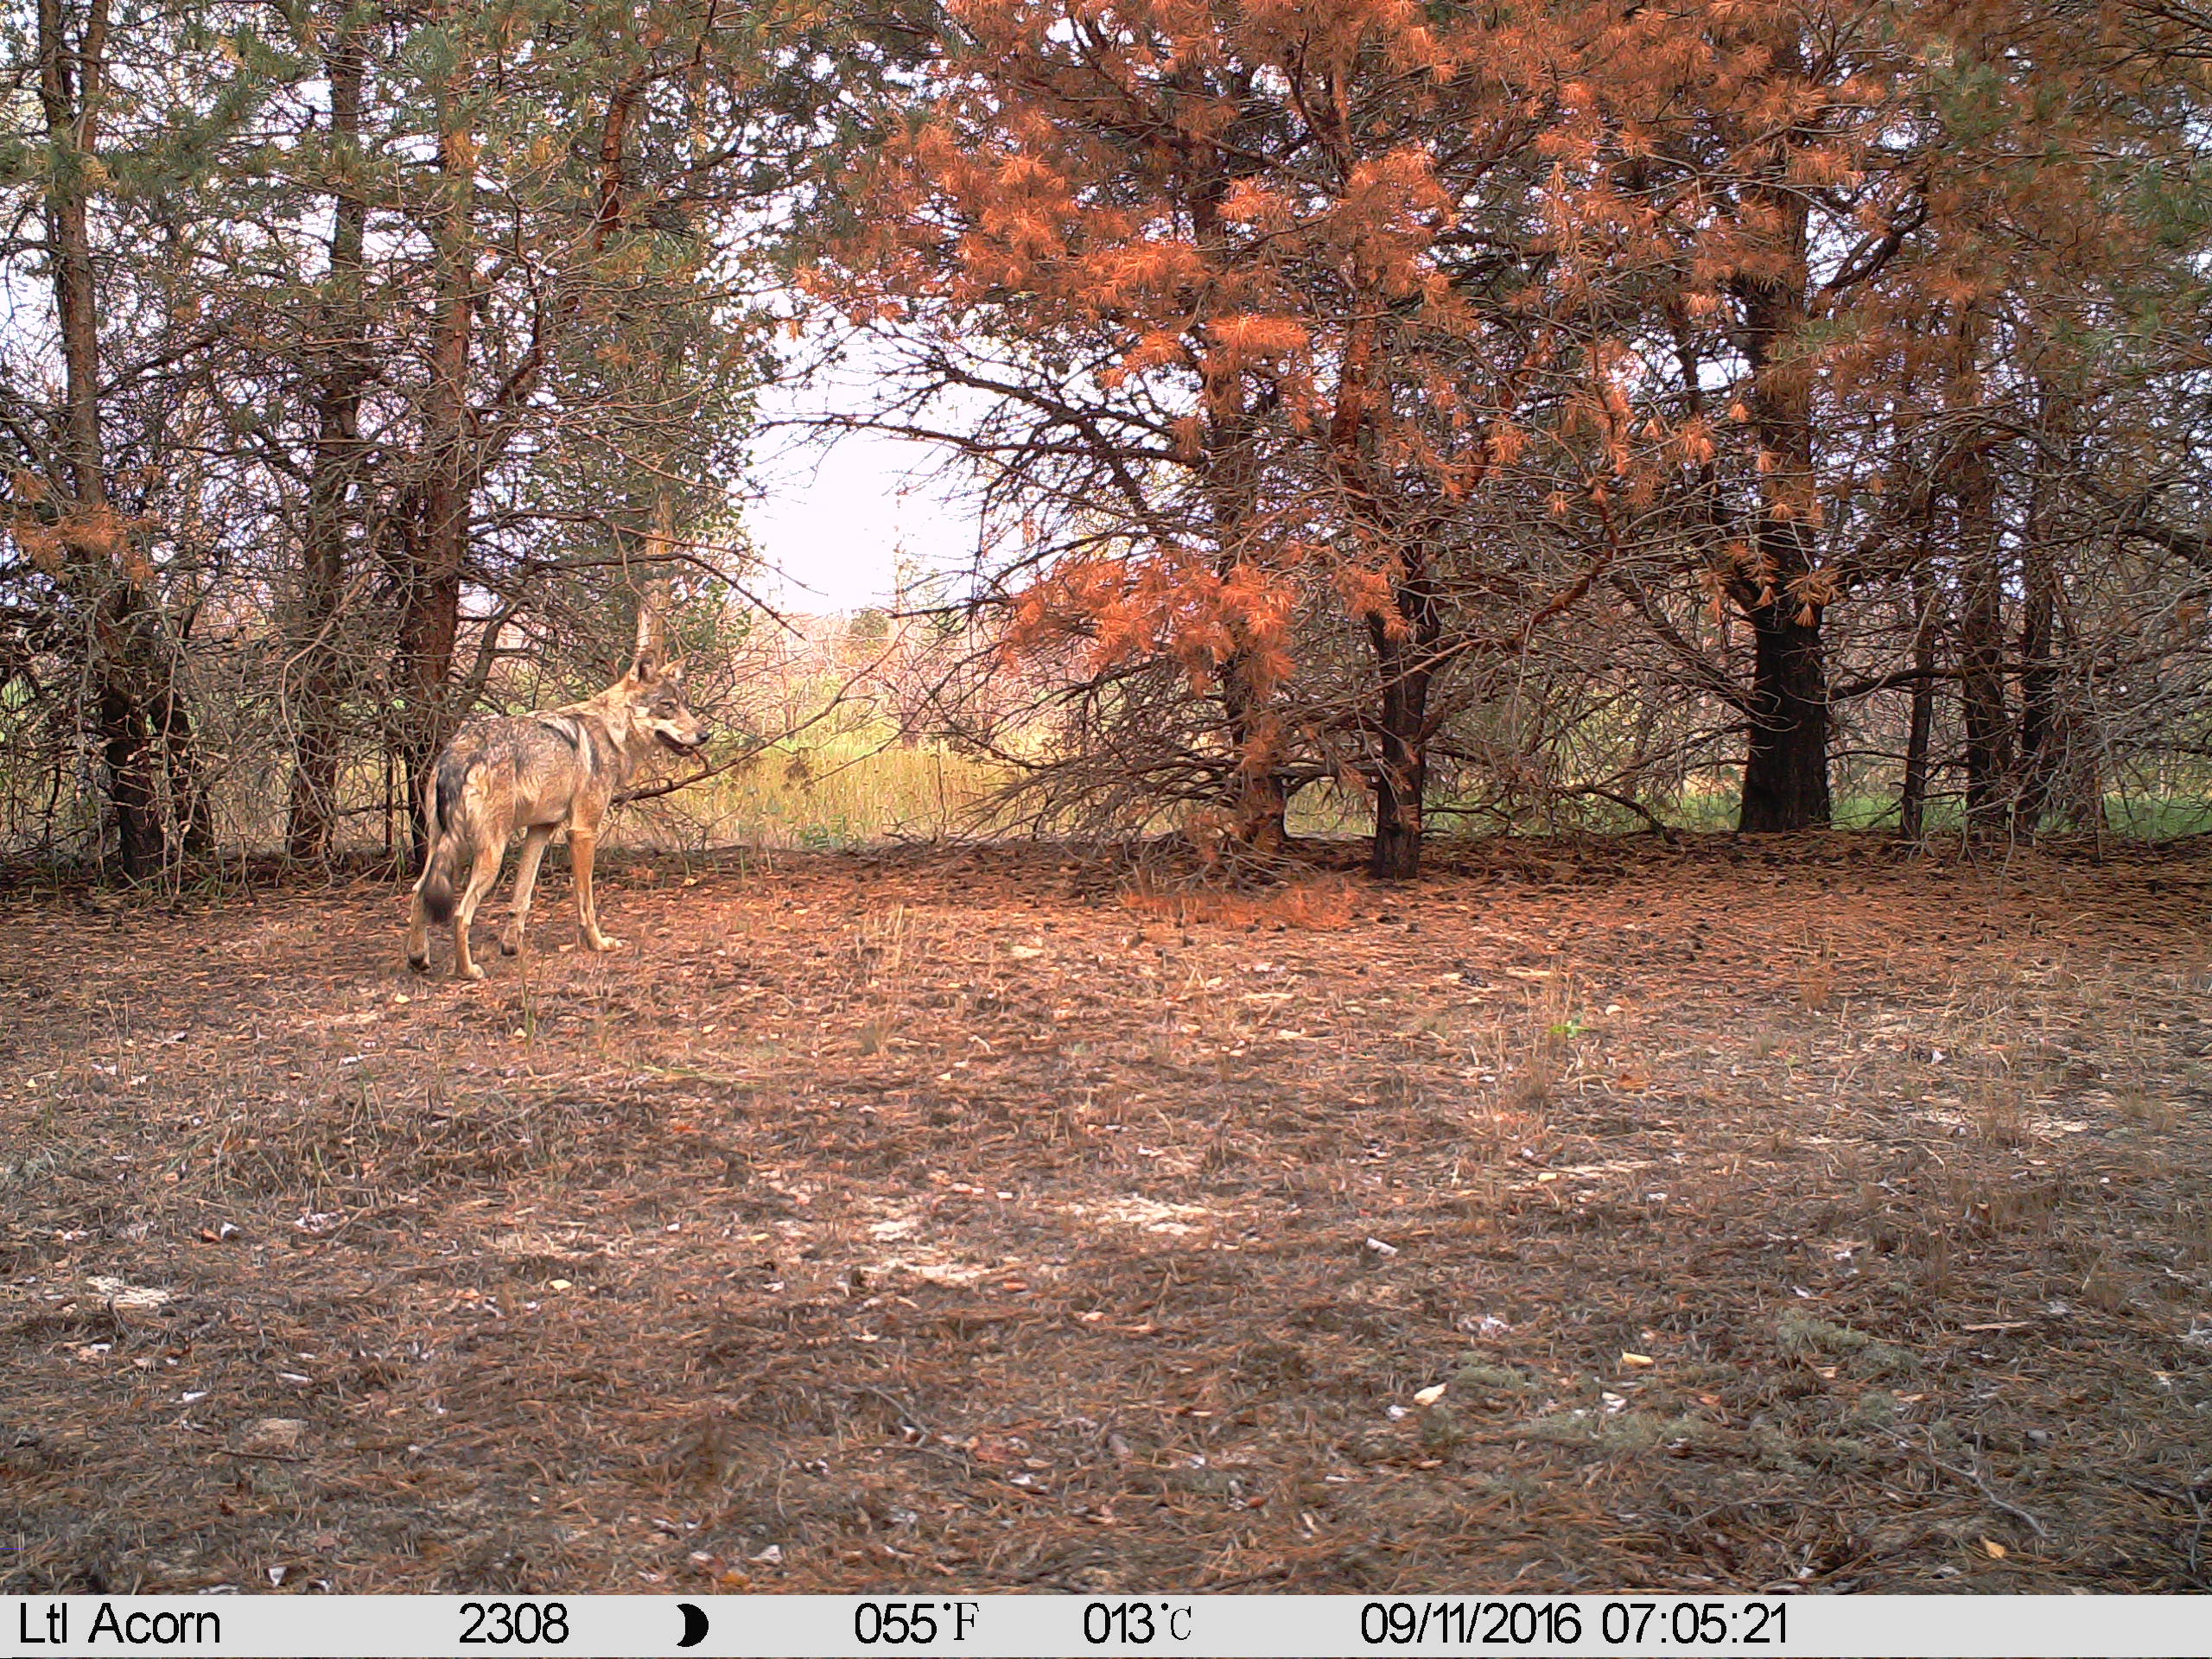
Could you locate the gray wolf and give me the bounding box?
[405,613,709,980]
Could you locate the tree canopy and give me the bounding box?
[3,0,2209,879]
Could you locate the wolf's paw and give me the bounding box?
[406,952,430,974]
[499,934,522,957]
[585,932,624,953]
[457,962,486,982]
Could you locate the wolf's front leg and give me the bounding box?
[501,824,556,956]
[570,830,623,951]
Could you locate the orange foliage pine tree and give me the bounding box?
[816,0,2211,868]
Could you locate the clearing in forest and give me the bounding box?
[3,836,2209,1593]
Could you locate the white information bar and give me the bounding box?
[3,1593,2205,1658]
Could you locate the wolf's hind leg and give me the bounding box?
[501,824,555,956]
[571,830,622,951]
[451,843,504,981]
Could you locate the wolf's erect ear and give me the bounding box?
[631,591,668,683]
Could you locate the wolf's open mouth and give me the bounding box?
[655,729,703,753]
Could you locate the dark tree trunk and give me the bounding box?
[92,607,162,877]
[1230,759,1289,855]
[2064,732,2107,836]
[1222,648,1288,854]
[1325,294,1438,881]
[1365,576,1439,881]
[1729,111,1830,834]
[1369,746,1426,879]
[1738,597,1833,831]
[397,93,477,863]
[287,14,371,865]
[38,0,173,880]
[35,0,105,525]
[396,506,464,865]
[2013,479,2060,842]
[1955,436,2012,839]
[2050,605,2106,836]
[1192,296,1287,857]
[1899,563,1937,839]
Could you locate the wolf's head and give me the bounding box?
[624,645,709,753]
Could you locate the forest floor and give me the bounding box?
[3,834,2211,1597]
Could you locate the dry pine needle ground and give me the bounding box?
[3,834,2210,1594]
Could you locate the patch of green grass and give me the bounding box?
[1514,1407,1718,1455]
[2107,796,2212,839]
[1453,786,2212,840]
[1777,1312,1918,1380]
[1451,1360,1547,1396]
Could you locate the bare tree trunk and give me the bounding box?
[1200,406,1287,854]
[1955,433,2012,839]
[1224,658,1288,855]
[36,0,173,880]
[2053,598,2106,836]
[1899,562,1937,839]
[1731,132,1831,833]
[397,84,476,862]
[1326,297,1438,880]
[386,47,627,859]
[1366,573,1439,881]
[2013,421,2060,842]
[36,0,104,523]
[286,12,371,865]
[1185,120,1290,859]
[1738,596,1832,833]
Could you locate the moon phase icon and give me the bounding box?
[676,1601,709,1649]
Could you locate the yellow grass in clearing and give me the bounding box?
[617,745,1376,852]
[624,741,1014,850]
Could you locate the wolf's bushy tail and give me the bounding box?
[418,753,472,925]
[418,837,460,925]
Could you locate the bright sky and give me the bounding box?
[743,364,990,615]
[743,429,957,613]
